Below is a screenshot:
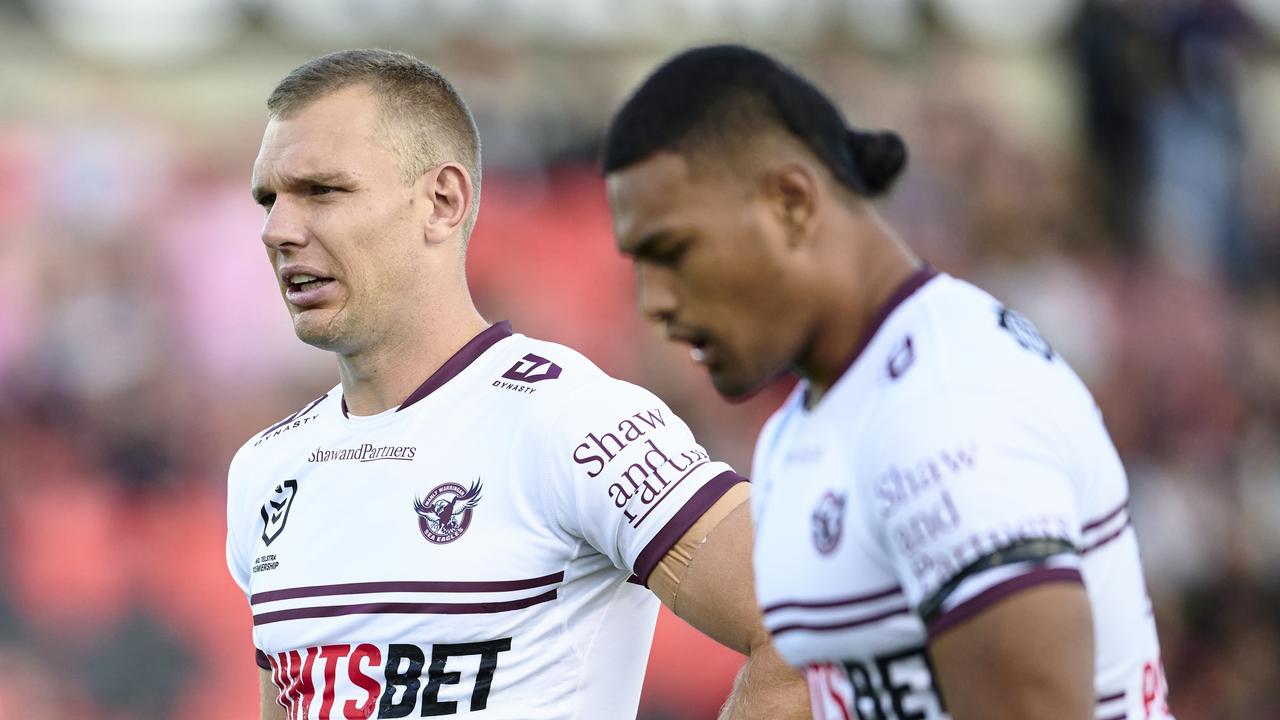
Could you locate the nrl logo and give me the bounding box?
[414,479,483,545]
[260,480,299,547]
[811,491,847,555]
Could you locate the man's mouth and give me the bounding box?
[684,336,714,366]
[286,273,334,293]
[283,272,337,307]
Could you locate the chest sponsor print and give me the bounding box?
[806,646,946,720]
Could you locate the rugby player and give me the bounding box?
[602,45,1173,720]
[227,49,807,719]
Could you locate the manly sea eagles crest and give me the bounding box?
[414,479,483,544]
[811,490,847,555]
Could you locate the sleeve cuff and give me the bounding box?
[631,470,746,585]
[255,648,271,670]
[924,563,1083,639]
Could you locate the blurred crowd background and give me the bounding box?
[1,0,1278,718]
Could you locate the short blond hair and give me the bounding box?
[268,49,483,234]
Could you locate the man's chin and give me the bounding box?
[710,363,789,404]
[291,313,346,351]
[710,370,767,404]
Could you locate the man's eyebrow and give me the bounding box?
[251,171,358,204]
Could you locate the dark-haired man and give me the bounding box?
[603,44,1172,720]
[227,49,807,719]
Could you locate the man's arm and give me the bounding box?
[259,668,286,720]
[648,482,809,719]
[929,582,1095,720]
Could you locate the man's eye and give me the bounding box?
[310,185,341,197]
[652,244,687,265]
[257,194,276,211]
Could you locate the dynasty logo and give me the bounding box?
[414,480,483,544]
[493,353,563,394]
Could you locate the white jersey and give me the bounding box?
[227,322,742,720]
[752,270,1172,720]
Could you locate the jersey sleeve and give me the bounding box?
[544,376,744,584]
[865,391,1084,639]
[225,446,255,599]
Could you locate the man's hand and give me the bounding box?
[260,667,286,720]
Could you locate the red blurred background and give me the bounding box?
[1,1,1279,718]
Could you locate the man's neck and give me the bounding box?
[800,215,920,409]
[337,309,490,416]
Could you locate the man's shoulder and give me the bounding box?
[495,333,653,406]
[230,388,339,470]
[862,275,1085,410]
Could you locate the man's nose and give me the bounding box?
[636,265,679,324]
[261,197,308,251]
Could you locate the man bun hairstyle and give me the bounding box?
[847,129,907,195]
[603,44,906,198]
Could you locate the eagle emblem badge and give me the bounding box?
[414,479,483,544]
[811,491,847,555]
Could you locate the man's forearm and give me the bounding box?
[718,639,810,720]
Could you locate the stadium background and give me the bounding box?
[1,0,1278,717]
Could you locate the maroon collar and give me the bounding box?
[341,321,514,417]
[817,265,937,400]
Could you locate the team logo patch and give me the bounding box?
[260,480,299,547]
[501,353,562,383]
[811,491,847,555]
[414,479,483,544]
[998,307,1054,360]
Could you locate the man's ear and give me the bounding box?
[419,161,474,245]
[762,162,819,247]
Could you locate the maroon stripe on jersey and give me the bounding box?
[925,566,1083,639]
[630,461,711,529]
[250,570,564,605]
[1081,498,1128,532]
[831,265,937,384]
[768,604,912,637]
[1098,715,1127,720]
[1097,691,1125,704]
[1081,517,1132,555]
[631,471,746,586]
[255,648,271,670]
[253,588,557,626]
[262,394,328,436]
[396,320,513,413]
[763,584,903,615]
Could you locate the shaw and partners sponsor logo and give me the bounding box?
[267,639,512,719]
[874,444,977,556]
[308,443,417,463]
[493,353,563,395]
[254,395,327,447]
[873,442,1076,589]
[571,408,710,527]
